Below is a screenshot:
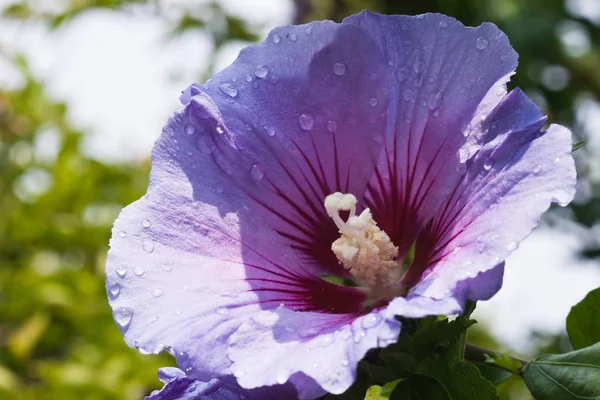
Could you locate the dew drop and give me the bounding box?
[333,62,346,76]
[327,120,337,133]
[427,91,443,110]
[142,238,155,253]
[452,246,462,255]
[141,219,151,228]
[118,230,127,238]
[250,164,264,181]
[433,109,440,117]
[413,74,424,88]
[276,371,289,384]
[341,359,349,366]
[483,158,493,171]
[221,291,239,298]
[305,26,313,35]
[152,288,164,297]
[269,75,279,85]
[312,362,319,369]
[290,33,298,41]
[116,265,127,278]
[264,125,276,137]
[254,65,269,78]
[475,37,489,50]
[108,283,121,299]
[395,66,409,82]
[533,164,541,174]
[353,330,366,343]
[369,98,378,107]
[234,370,246,378]
[413,59,426,73]
[133,266,145,276]
[215,125,224,135]
[114,307,133,330]
[219,83,238,98]
[362,313,381,329]
[161,265,172,272]
[184,124,195,135]
[555,157,560,163]
[298,113,314,131]
[272,34,281,43]
[245,74,252,82]
[438,20,448,28]
[403,88,416,102]
[217,308,229,316]
[319,334,335,347]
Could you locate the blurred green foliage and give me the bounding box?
[0,0,597,399]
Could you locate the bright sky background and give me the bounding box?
[1,0,600,355]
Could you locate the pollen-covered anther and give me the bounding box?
[324,192,402,286]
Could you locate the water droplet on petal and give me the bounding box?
[269,75,279,85]
[217,308,229,316]
[555,157,560,163]
[353,330,366,343]
[404,88,416,102]
[290,33,298,41]
[116,265,127,278]
[533,164,541,174]
[476,37,489,50]
[298,113,314,131]
[413,74,424,87]
[142,238,155,253]
[333,62,346,76]
[507,242,518,251]
[483,158,493,171]
[118,230,127,238]
[427,91,443,110]
[276,370,289,384]
[215,125,224,135]
[433,109,440,117]
[327,120,337,133]
[250,164,264,181]
[272,34,280,43]
[254,65,269,78]
[369,98,378,107]
[312,362,319,369]
[219,83,238,98]
[234,370,246,378]
[341,359,349,366]
[439,20,448,28]
[395,66,409,82]
[108,283,121,299]
[134,266,145,276]
[319,334,335,347]
[152,288,164,297]
[141,219,151,228]
[184,124,195,135]
[161,265,172,272]
[264,126,275,137]
[362,313,381,329]
[452,246,462,255]
[245,74,252,82]
[413,59,426,73]
[114,307,133,330]
[305,26,313,35]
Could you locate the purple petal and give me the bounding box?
[185,19,393,276]
[344,12,519,253]
[408,89,576,300]
[227,307,399,396]
[146,368,297,400]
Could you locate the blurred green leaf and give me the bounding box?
[390,375,451,400]
[522,342,600,400]
[566,287,600,350]
[572,140,586,152]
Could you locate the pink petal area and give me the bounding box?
[408,90,576,300]
[344,12,519,253]
[227,307,400,397]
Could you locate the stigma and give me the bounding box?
[324,192,404,288]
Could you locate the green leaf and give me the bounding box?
[483,354,523,375]
[416,360,499,399]
[412,317,477,351]
[476,363,513,385]
[522,342,600,399]
[572,140,586,152]
[566,287,600,350]
[391,375,451,400]
[364,380,403,400]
